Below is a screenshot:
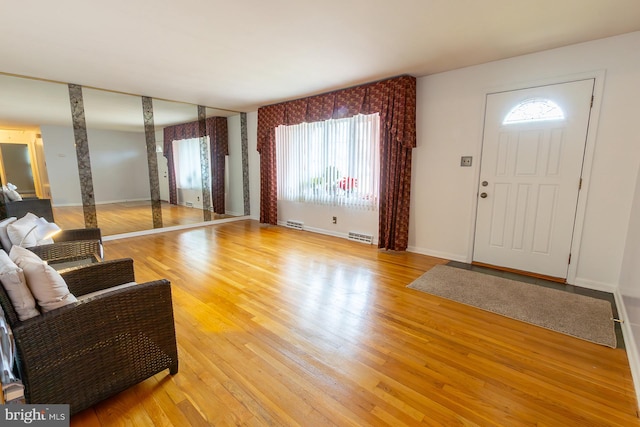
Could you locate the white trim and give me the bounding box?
[615,290,640,412]
[470,70,606,284]
[53,198,156,207]
[566,71,606,285]
[407,246,466,263]
[103,215,251,241]
[94,198,150,205]
[571,277,617,294]
[275,221,379,245]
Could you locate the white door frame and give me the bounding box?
[467,70,606,285]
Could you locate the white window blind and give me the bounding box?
[276,113,380,210]
[172,137,210,190]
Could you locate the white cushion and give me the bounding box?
[6,189,22,202]
[77,282,137,302]
[7,213,39,247]
[0,217,16,252]
[9,246,77,313]
[7,220,37,247]
[6,213,54,247]
[0,250,39,320]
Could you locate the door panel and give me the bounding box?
[473,79,594,278]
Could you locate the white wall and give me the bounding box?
[278,201,378,242]
[41,125,151,205]
[620,167,640,299]
[619,164,640,400]
[87,127,150,204]
[40,125,82,206]
[411,31,640,290]
[43,111,247,210]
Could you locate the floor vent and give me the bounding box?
[348,231,373,244]
[286,220,304,230]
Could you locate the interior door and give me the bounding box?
[473,79,594,279]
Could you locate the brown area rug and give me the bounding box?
[407,265,616,348]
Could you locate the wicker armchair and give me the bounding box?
[0,201,103,260]
[26,228,103,262]
[0,258,179,415]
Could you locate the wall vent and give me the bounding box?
[286,220,304,230]
[185,202,194,207]
[348,231,373,244]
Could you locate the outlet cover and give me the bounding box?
[460,156,473,167]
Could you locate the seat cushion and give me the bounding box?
[9,245,77,313]
[0,249,39,320]
[0,217,17,252]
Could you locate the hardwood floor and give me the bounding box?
[70,220,639,426]
[53,201,235,236]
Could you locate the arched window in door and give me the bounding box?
[503,98,565,125]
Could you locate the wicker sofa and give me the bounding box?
[0,258,179,415]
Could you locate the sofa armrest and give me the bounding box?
[28,240,102,263]
[54,228,102,243]
[53,228,103,259]
[12,279,178,414]
[61,258,135,296]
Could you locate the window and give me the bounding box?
[172,137,210,190]
[503,98,565,125]
[276,113,380,210]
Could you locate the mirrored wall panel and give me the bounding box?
[0,73,245,237]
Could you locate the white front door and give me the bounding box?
[473,79,594,279]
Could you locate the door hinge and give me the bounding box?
[568,253,572,264]
[590,95,594,108]
[579,178,582,190]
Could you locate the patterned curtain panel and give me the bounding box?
[163,117,229,213]
[208,117,228,214]
[257,75,416,251]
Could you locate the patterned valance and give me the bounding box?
[257,75,416,250]
[163,116,229,214]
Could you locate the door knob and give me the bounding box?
[480,192,488,198]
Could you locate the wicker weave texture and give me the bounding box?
[0,259,179,415]
[28,240,101,263]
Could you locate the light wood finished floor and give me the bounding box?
[53,201,236,236]
[70,220,639,426]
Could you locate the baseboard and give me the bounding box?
[613,289,640,412]
[276,222,379,245]
[406,246,466,263]
[103,215,251,241]
[53,199,161,207]
[94,198,149,205]
[572,277,617,293]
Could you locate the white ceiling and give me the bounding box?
[1,0,640,113]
